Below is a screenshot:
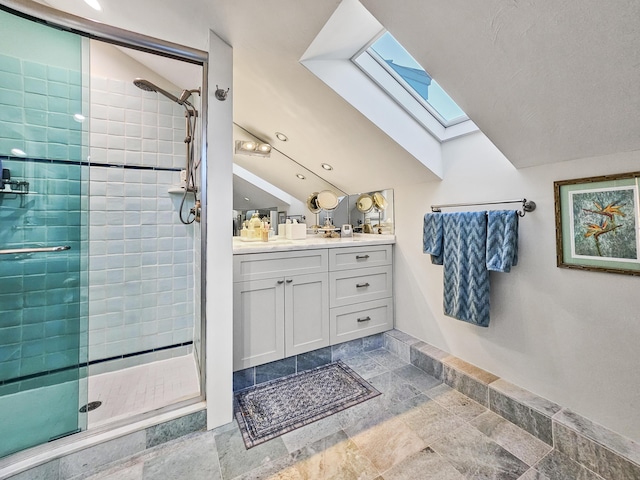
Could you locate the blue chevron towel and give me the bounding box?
[486,210,519,273]
[423,213,444,265]
[442,212,490,327]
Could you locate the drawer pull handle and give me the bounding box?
[356,282,370,288]
[286,279,293,283]
[357,316,371,323]
[355,255,370,260]
[277,280,284,284]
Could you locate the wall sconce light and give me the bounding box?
[235,140,272,157]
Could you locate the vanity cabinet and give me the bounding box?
[233,244,393,371]
[233,250,329,370]
[329,245,394,344]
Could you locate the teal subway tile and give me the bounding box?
[22,307,46,324]
[22,324,44,341]
[24,109,47,126]
[24,91,47,110]
[0,310,22,328]
[68,145,82,162]
[0,105,22,122]
[0,327,21,344]
[23,274,46,292]
[45,273,72,290]
[69,70,82,86]
[47,368,81,386]
[44,319,67,337]
[23,61,46,78]
[0,275,23,294]
[48,96,69,114]
[0,293,24,310]
[0,54,21,74]
[19,355,46,377]
[47,66,68,83]
[68,180,82,195]
[48,112,68,129]
[45,335,79,354]
[0,138,16,155]
[0,121,24,139]
[45,225,70,242]
[45,303,70,322]
[68,129,83,147]
[47,127,70,145]
[24,258,51,276]
[19,375,48,391]
[24,291,47,308]
[0,383,20,396]
[0,71,23,90]
[0,88,24,107]
[49,82,71,99]
[22,339,46,358]
[69,98,82,113]
[24,77,46,94]
[24,125,47,141]
[48,143,69,160]
[0,344,22,362]
[45,350,79,370]
[0,360,20,381]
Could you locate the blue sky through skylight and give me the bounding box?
[370,32,466,126]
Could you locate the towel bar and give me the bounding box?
[431,198,536,217]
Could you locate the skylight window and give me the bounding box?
[355,32,469,130]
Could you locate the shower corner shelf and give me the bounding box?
[168,186,197,195]
[1,180,30,195]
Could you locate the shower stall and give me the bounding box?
[0,6,206,459]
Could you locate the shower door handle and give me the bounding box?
[0,245,71,255]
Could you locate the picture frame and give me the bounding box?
[554,171,640,276]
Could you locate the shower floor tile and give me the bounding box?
[87,355,200,428]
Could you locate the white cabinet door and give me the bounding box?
[233,278,285,370]
[284,272,330,356]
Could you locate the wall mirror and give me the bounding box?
[232,123,348,235]
[345,188,394,234]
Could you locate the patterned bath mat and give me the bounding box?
[234,361,380,448]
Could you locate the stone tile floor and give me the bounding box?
[74,348,605,480]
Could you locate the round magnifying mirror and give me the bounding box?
[356,193,373,213]
[306,192,321,213]
[372,192,388,211]
[317,190,339,210]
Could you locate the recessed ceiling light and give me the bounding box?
[11,148,26,157]
[296,174,306,180]
[83,0,102,11]
[275,132,288,142]
[321,163,333,171]
[244,197,250,202]
[73,113,86,122]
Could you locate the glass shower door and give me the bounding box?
[0,9,88,457]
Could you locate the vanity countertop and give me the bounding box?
[233,233,395,254]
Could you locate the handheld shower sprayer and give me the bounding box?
[133,78,202,225]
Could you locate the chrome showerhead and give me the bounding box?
[133,78,181,104]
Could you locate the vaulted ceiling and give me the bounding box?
[27,0,640,195]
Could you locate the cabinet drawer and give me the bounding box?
[234,249,328,282]
[329,244,392,271]
[330,298,393,344]
[330,265,392,307]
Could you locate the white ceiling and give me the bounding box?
[28,0,640,191]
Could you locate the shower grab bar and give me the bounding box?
[0,245,71,255]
